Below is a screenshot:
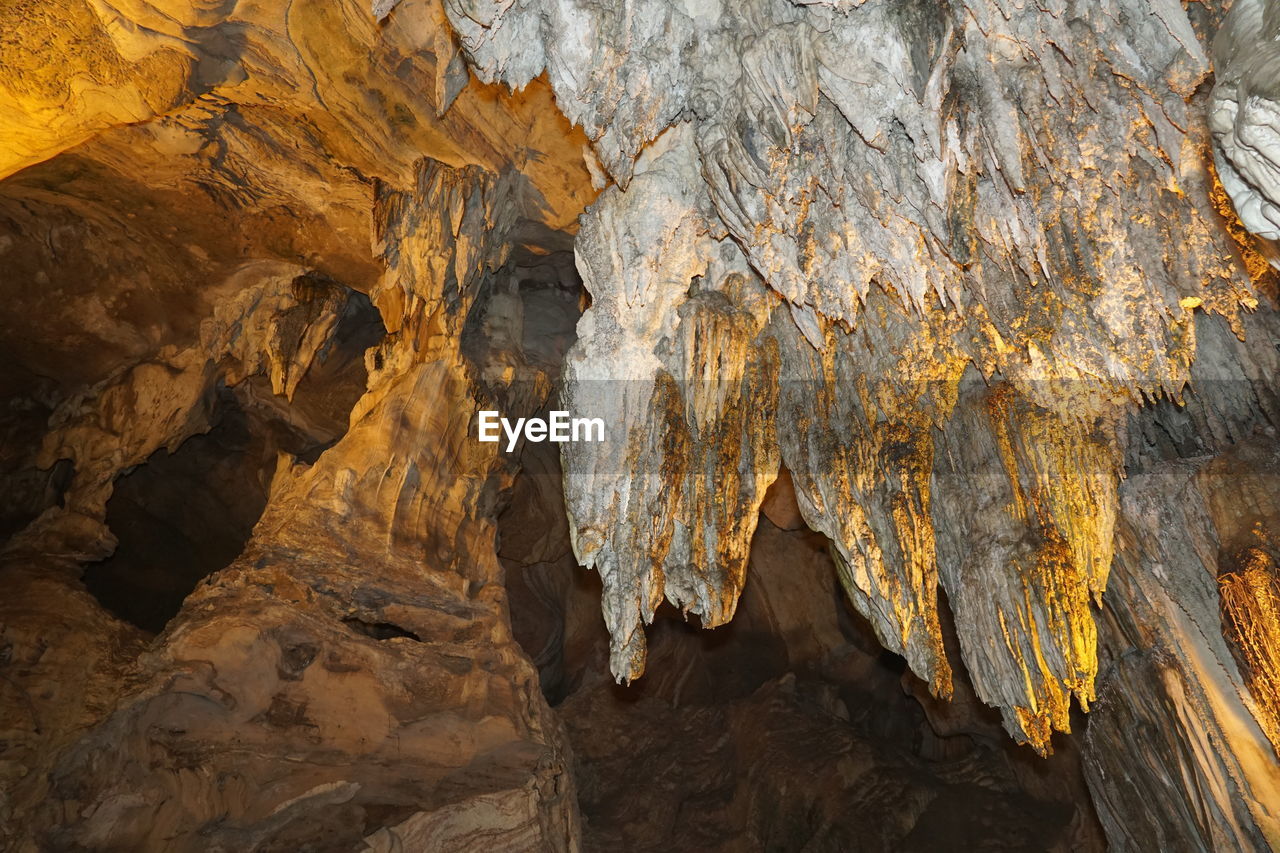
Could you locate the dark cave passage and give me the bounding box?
[84,391,269,633]
[82,289,385,633]
[497,439,1107,850]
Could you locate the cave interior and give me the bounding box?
[2,0,1280,850]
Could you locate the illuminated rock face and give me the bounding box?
[2,152,584,847]
[1,0,1279,849]
[1211,0,1280,252]
[450,0,1280,844]
[452,0,1260,727]
[0,1,593,848]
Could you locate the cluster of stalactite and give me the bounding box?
[1220,546,1280,758]
[2,0,1280,848]
[448,0,1254,741]
[447,0,1280,845]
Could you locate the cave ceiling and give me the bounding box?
[2,0,1280,849]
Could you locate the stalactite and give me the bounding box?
[3,0,1280,847]
[1221,546,1280,759]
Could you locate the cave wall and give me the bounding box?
[1,0,1279,849]
[0,0,596,846]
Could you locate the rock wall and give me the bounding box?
[1,0,1279,848]
[3,157,582,850]
[0,0,595,847]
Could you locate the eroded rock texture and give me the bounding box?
[1,0,595,847]
[3,0,1280,849]
[1211,0,1280,255]
[499,445,1108,849]
[451,0,1280,845]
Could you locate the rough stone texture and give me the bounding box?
[446,0,1280,845]
[560,126,781,679]
[0,557,147,838]
[1211,0,1280,254]
[499,452,1108,850]
[0,0,595,848]
[0,0,594,402]
[4,158,582,851]
[447,0,1264,737]
[1085,435,1280,850]
[4,0,1280,849]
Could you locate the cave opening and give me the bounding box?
[82,289,385,633]
[84,389,269,633]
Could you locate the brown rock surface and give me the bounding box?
[3,0,1280,849]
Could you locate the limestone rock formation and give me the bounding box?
[2,0,1280,849]
[30,160,580,851]
[1,0,594,847]
[450,0,1280,844]
[455,0,1261,743]
[1211,0,1280,255]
